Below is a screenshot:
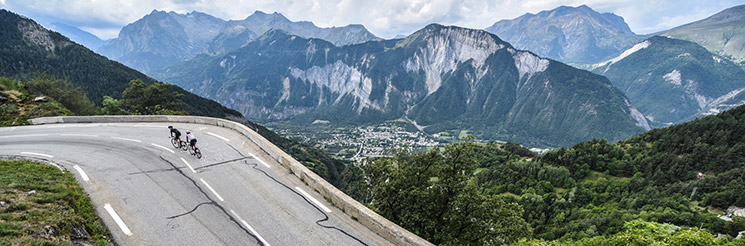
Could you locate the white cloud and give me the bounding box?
[2,0,745,39]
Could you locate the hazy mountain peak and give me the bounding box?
[485,4,643,65]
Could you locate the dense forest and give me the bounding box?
[339,105,745,244]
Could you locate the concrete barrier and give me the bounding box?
[29,115,433,246]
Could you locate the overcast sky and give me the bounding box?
[2,0,745,39]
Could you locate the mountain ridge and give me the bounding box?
[484,5,646,65]
[156,24,648,148]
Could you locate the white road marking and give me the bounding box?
[230,209,271,246]
[61,133,99,137]
[151,143,175,154]
[104,204,132,236]
[295,187,332,213]
[249,153,270,168]
[241,141,245,148]
[110,136,142,143]
[181,158,196,174]
[20,152,54,158]
[200,178,224,201]
[73,165,90,182]
[207,132,230,142]
[48,162,65,173]
[0,134,49,138]
[197,127,207,130]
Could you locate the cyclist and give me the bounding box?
[186,130,197,152]
[168,126,182,148]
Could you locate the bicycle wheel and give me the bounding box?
[180,141,188,151]
[194,147,202,159]
[171,137,179,148]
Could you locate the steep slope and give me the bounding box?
[207,11,380,53]
[0,9,240,119]
[593,36,745,127]
[156,24,648,147]
[46,22,107,50]
[661,4,745,66]
[96,10,226,73]
[485,5,645,65]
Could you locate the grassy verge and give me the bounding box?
[0,160,110,245]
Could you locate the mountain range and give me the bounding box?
[593,36,745,127]
[484,5,646,66]
[96,10,380,73]
[155,24,649,147]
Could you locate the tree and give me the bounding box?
[101,96,125,115]
[365,141,532,244]
[121,79,184,115]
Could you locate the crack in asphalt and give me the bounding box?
[167,202,215,219]
[127,167,183,175]
[195,157,250,171]
[227,144,369,246]
[158,154,264,246]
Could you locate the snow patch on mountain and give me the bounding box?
[289,60,378,113]
[663,70,682,86]
[713,56,725,63]
[404,28,505,95]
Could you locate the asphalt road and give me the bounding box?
[0,122,390,245]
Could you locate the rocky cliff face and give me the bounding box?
[485,5,645,65]
[156,25,648,147]
[593,36,745,126]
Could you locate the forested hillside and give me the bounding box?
[340,104,745,244]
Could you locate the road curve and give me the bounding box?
[0,123,390,245]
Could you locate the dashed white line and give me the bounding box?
[207,132,230,142]
[295,187,332,213]
[73,165,90,182]
[230,209,271,246]
[104,204,132,236]
[60,133,99,137]
[110,136,142,143]
[20,152,54,158]
[249,153,271,168]
[181,158,196,174]
[200,178,224,201]
[151,143,175,154]
[0,134,49,138]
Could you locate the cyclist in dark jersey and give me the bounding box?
[168,126,182,148]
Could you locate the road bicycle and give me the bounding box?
[170,136,188,151]
[188,144,202,159]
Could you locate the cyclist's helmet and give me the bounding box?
[168,126,173,129]
[186,131,191,134]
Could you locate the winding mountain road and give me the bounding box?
[0,122,389,245]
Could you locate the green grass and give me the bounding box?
[0,160,110,245]
[457,130,470,140]
[581,171,630,183]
